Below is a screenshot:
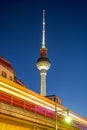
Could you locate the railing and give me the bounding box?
[0,91,55,119]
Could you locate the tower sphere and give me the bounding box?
[36,55,51,71]
[36,47,51,71]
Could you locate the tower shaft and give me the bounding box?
[40,69,47,96]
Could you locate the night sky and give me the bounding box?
[0,0,87,118]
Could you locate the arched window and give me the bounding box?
[2,71,7,78]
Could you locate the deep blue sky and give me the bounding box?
[0,0,87,118]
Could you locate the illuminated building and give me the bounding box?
[0,56,25,86]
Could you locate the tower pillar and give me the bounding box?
[40,69,47,96]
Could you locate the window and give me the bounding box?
[2,71,7,78]
[10,76,12,80]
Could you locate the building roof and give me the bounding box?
[0,56,15,71]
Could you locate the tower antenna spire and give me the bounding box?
[42,9,45,48]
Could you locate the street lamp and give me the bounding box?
[65,109,72,123]
[55,107,72,130]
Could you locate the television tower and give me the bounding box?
[36,10,51,96]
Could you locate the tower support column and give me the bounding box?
[40,69,47,96]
